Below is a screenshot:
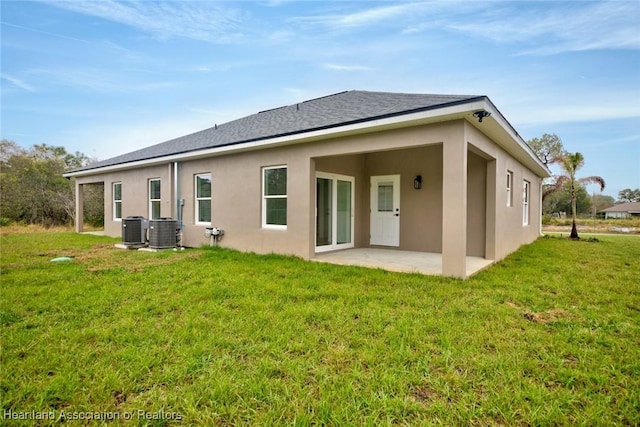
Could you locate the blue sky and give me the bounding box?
[1,0,639,198]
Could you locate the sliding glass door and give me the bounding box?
[316,173,354,252]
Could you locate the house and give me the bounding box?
[64,90,550,278]
[601,202,640,219]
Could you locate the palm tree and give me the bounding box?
[553,152,605,239]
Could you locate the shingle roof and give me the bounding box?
[72,90,482,173]
[601,202,640,213]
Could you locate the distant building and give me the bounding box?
[600,202,640,219]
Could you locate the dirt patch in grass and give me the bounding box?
[112,390,127,408]
[523,308,571,324]
[506,301,577,325]
[410,384,439,403]
[563,353,579,367]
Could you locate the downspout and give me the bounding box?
[539,180,543,236]
[173,161,183,246]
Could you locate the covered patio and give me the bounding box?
[311,137,496,279]
[313,248,493,277]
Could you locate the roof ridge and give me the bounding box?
[258,90,354,114]
[301,90,351,104]
[352,89,482,97]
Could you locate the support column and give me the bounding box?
[75,182,84,233]
[442,137,468,278]
[307,157,317,260]
[485,159,497,260]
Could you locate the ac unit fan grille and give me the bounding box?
[122,216,146,245]
[149,218,177,249]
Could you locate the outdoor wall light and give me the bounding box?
[473,110,491,123]
[414,175,422,190]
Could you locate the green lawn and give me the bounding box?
[1,232,639,426]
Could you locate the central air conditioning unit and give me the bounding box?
[122,216,148,245]
[148,218,178,249]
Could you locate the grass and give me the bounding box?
[1,230,639,426]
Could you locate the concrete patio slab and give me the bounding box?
[313,248,493,277]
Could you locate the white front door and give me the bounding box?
[370,175,400,246]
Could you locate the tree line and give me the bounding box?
[0,140,103,227]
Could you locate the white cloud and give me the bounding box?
[331,3,419,28]
[41,0,249,43]
[264,0,293,6]
[291,2,427,29]
[25,67,179,93]
[508,96,640,127]
[188,61,250,73]
[291,1,486,34]
[324,64,373,71]
[292,1,639,55]
[448,1,640,55]
[0,20,90,43]
[1,73,36,92]
[268,30,295,43]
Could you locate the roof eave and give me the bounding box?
[64,97,550,179]
[477,98,551,178]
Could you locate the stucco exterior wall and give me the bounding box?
[77,119,544,273]
[363,146,443,253]
[76,164,172,237]
[464,122,542,260]
[178,147,313,256]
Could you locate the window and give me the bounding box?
[262,166,287,228]
[506,171,513,207]
[113,182,122,220]
[195,174,211,224]
[377,183,394,212]
[149,179,161,219]
[522,180,530,225]
[316,173,355,251]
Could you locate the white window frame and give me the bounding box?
[148,178,161,219]
[506,171,513,207]
[262,165,287,230]
[523,180,530,225]
[113,182,122,221]
[195,173,212,225]
[315,172,355,252]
